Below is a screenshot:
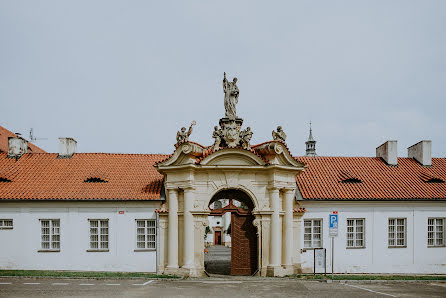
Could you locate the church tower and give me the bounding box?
[305,122,317,156]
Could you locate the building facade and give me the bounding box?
[1,75,445,276]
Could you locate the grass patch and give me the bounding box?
[288,274,446,280]
[0,270,180,279]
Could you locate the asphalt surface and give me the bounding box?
[1,277,446,297]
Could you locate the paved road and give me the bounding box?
[1,277,446,297]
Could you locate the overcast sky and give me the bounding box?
[1,1,445,157]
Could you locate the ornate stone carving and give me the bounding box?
[272,126,287,142]
[212,126,223,151]
[252,218,261,236]
[223,72,239,119]
[221,118,242,147]
[240,127,253,150]
[159,221,168,229]
[176,120,196,147]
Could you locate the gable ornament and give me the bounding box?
[176,120,196,148]
[272,126,287,142]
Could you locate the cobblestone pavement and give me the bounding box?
[1,277,446,298]
[204,244,231,275]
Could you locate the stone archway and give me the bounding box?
[208,189,258,276]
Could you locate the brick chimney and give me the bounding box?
[376,140,398,165]
[7,137,28,158]
[58,137,77,158]
[408,140,432,166]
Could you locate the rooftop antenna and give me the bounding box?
[29,128,48,142]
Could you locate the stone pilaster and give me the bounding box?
[166,188,179,271]
[267,187,281,275]
[282,188,295,272]
[182,187,195,270]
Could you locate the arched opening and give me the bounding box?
[204,189,258,276]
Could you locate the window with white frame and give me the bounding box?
[428,218,445,247]
[40,219,60,250]
[388,218,406,247]
[0,219,13,229]
[304,219,322,248]
[136,219,156,249]
[89,219,109,250]
[347,218,365,248]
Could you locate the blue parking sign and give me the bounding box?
[329,213,338,236]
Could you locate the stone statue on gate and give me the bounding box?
[212,126,223,151]
[176,120,196,147]
[240,127,253,150]
[223,72,239,119]
[272,126,287,142]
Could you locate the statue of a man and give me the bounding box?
[212,126,222,151]
[272,126,287,142]
[176,120,196,146]
[240,127,253,150]
[223,72,239,118]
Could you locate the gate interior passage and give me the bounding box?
[209,190,258,276]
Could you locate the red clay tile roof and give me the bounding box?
[0,153,168,200]
[0,126,46,154]
[295,157,446,200]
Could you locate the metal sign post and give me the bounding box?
[329,211,338,280]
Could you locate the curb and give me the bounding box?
[323,279,446,284]
[0,275,182,281]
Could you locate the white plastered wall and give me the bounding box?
[298,201,446,274]
[0,201,160,272]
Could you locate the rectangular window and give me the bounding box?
[89,219,109,250]
[388,218,406,247]
[136,219,156,250]
[0,219,13,229]
[428,218,445,247]
[347,218,365,248]
[304,219,322,248]
[40,219,60,250]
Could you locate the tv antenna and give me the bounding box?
[29,128,48,142]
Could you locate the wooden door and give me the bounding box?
[214,231,222,245]
[230,213,257,275]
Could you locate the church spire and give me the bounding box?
[305,121,317,156]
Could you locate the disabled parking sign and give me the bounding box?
[329,212,338,237]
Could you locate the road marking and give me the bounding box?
[201,281,243,284]
[79,283,95,286]
[344,284,397,297]
[106,283,121,286]
[0,282,12,285]
[52,283,69,285]
[133,280,154,286]
[23,282,40,285]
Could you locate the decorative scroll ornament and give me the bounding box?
[272,126,287,142]
[176,120,196,147]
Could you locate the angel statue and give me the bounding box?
[176,120,196,147]
[223,72,239,118]
[272,126,287,142]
